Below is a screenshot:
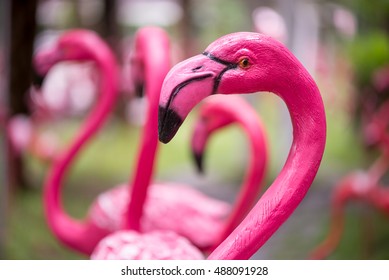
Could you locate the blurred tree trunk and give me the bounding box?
[101,0,119,56]
[8,0,38,191]
[179,0,196,58]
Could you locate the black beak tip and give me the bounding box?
[158,130,173,144]
[135,82,144,98]
[158,105,183,144]
[193,151,204,174]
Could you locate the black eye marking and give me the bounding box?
[202,52,238,95]
[203,51,237,67]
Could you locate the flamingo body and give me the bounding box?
[89,183,230,248]
[91,230,204,260]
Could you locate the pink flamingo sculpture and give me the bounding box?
[158,32,326,259]
[91,94,269,259]
[35,29,120,255]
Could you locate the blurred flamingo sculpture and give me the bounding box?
[91,94,268,259]
[310,101,389,259]
[158,32,326,259]
[35,29,120,255]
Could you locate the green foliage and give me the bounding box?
[336,0,389,31]
[191,0,251,49]
[347,31,389,88]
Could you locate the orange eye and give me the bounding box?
[238,57,250,69]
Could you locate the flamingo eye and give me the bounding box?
[238,57,250,69]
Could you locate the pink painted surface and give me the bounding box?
[158,32,327,259]
[123,26,171,231]
[89,183,229,247]
[90,230,203,260]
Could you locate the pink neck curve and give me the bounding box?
[208,59,326,259]
[43,39,118,254]
[125,27,171,230]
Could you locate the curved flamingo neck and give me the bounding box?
[209,64,326,259]
[126,28,170,230]
[43,46,118,254]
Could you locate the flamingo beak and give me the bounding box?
[129,54,145,98]
[193,151,204,174]
[191,120,209,174]
[158,54,229,144]
[134,81,145,98]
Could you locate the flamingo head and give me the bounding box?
[191,97,236,173]
[158,32,287,143]
[128,26,171,99]
[33,30,103,78]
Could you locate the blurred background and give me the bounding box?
[1,0,389,259]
